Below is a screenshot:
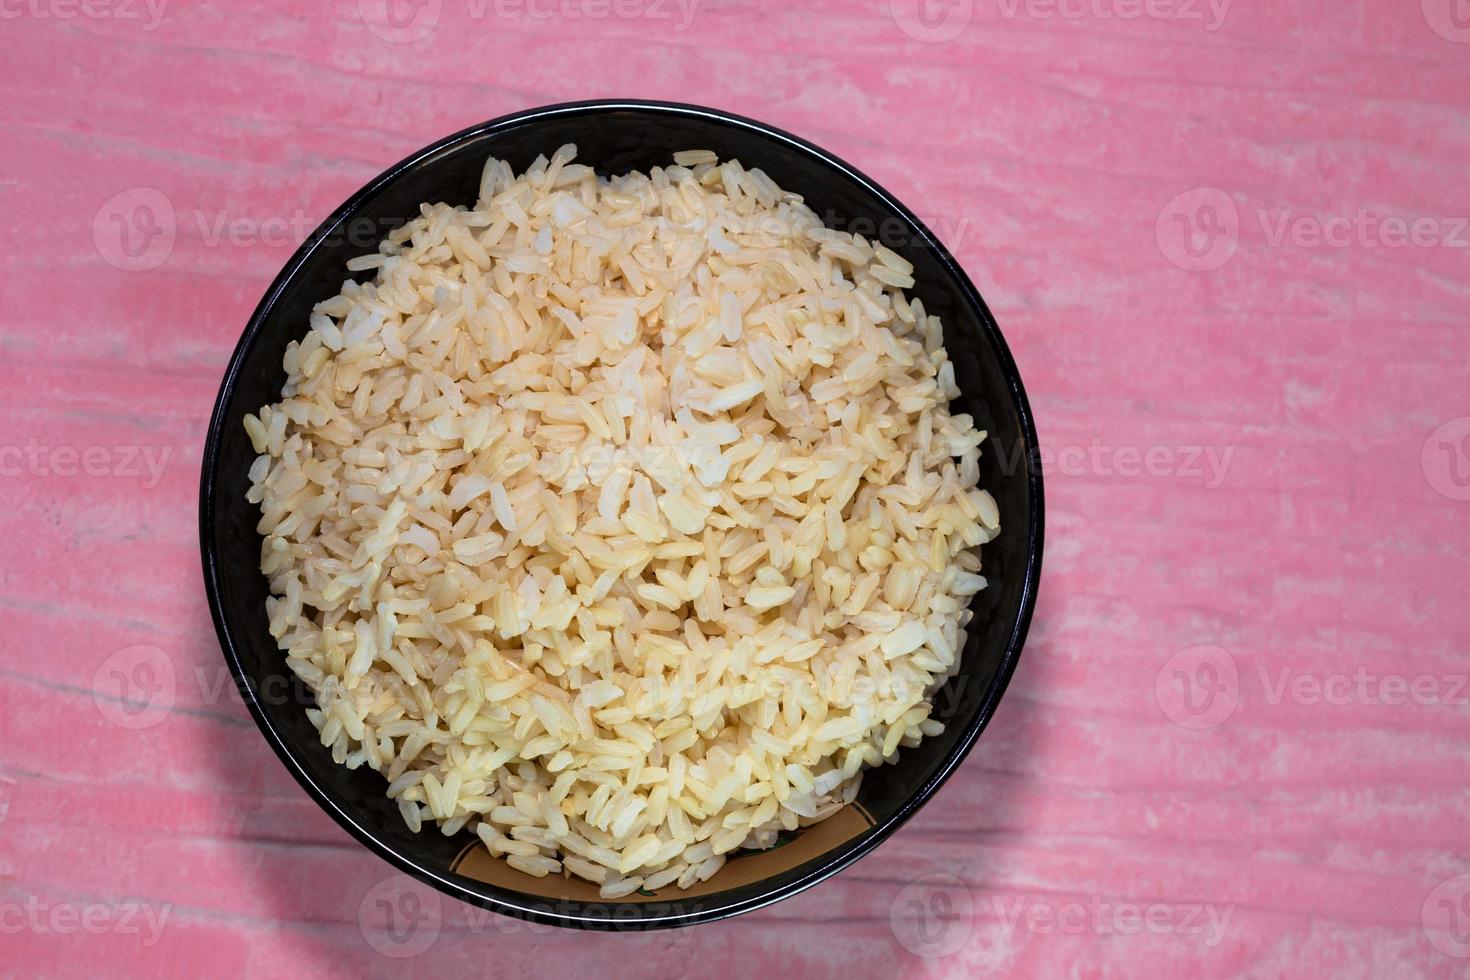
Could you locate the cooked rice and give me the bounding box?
[244,145,999,897]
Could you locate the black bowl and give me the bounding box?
[200,99,1043,930]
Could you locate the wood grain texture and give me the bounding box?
[2,0,1468,976]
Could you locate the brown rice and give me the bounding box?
[244,146,998,897]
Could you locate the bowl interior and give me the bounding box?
[202,102,1041,928]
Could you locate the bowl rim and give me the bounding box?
[199,98,1044,931]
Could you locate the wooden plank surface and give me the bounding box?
[2,1,1469,976]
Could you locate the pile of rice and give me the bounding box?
[244,146,998,898]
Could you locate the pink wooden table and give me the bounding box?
[4,1,1469,976]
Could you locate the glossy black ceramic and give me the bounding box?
[199,100,1043,930]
